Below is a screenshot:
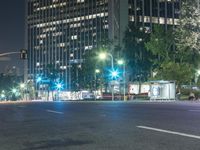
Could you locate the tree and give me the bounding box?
[123,23,153,82]
[175,0,200,58]
[0,74,23,100]
[175,0,200,68]
[145,25,174,63]
[145,24,196,87]
[78,41,111,90]
[78,48,99,90]
[46,64,60,85]
[174,0,200,85]
[153,61,194,87]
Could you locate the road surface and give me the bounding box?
[0,101,200,150]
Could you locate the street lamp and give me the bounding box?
[99,52,114,101]
[95,69,100,74]
[56,83,62,90]
[99,53,107,60]
[99,52,114,70]
[117,59,126,101]
[94,69,101,100]
[20,83,25,89]
[111,70,119,78]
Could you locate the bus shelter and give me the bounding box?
[149,80,176,101]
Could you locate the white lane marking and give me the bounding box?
[188,110,200,112]
[137,126,200,140]
[46,110,64,114]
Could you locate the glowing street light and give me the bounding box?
[20,83,25,89]
[117,59,124,65]
[12,88,17,94]
[36,76,42,83]
[99,52,114,70]
[111,70,119,78]
[95,69,100,74]
[56,83,63,90]
[99,53,107,60]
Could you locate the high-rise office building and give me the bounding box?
[26,0,180,91]
[27,0,109,90]
[128,0,181,29]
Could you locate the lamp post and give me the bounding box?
[95,69,100,100]
[99,52,115,101]
[118,59,126,101]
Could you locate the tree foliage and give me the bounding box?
[145,25,174,63]
[123,23,153,81]
[175,0,200,68]
[153,61,194,86]
[145,24,195,86]
[0,74,21,92]
[175,0,200,53]
[78,40,111,90]
[0,74,23,100]
[37,63,62,92]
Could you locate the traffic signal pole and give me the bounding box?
[0,52,20,57]
[0,50,28,82]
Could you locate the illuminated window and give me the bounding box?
[77,0,84,3]
[71,35,78,40]
[103,25,109,29]
[58,43,65,47]
[53,32,62,36]
[70,53,74,58]
[85,45,93,50]
[60,66,67,70]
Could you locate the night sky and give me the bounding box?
[0,0,25,74]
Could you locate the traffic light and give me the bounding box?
[20,49,28,59]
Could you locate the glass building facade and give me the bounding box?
[128,0,181,29]
[27,0,110,90]
[26,0,181,91]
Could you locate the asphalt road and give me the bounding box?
[0,101,200,150]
